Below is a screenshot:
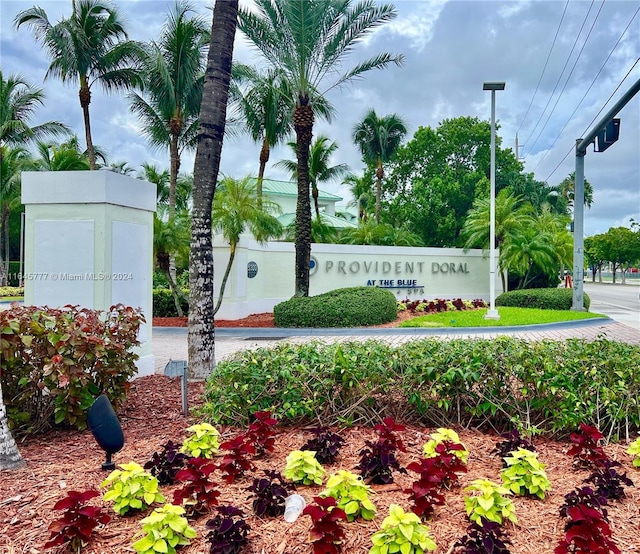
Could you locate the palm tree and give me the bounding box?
[353,108,407,223]
[188,0,238,380]
[212,176,282,314]
[556,172,594,211]
[343,172,374,222]
[238,0,404,297]
[129,1,209,221]
[15,0,143,169]
[501,225,556,289]
[0,71,69,161]
[30,137,92,171]
[230,64,293,207]
[275,136,349,220]
[462,188,534,291]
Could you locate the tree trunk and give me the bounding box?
[293,96,314,297]
[0,384,24,471]
[257,137,269,209]
[0,207,7,286]
[312,181,321,221]
[169,129,181,285]
[213,242,236,315]
[79,82,96,170]
[187,0,238,380]
[375,162,384,224]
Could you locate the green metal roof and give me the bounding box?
[253,178,343,202]
[278,212,357,229]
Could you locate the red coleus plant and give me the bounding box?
[173,457,220,517]
[218,434,256,483]
[303,496,348,554]
[44,489,110,551]
[375,417,407,453]
[567,424,609,468]
[245,410,278,457]
[405,442,468,518]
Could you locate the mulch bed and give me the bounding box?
[2,375,640,553]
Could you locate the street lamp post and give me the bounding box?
[483,81,505,320]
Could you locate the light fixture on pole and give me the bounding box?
[482,81,505,320]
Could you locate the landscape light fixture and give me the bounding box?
[482,81,505,320]
[87,394,124,471]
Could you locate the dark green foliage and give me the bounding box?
[496,288,591,311]
[201,337,640,439]
[274,286,397,328]
[153,287,189,316]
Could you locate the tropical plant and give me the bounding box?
[132,504,197,554]
[463,479,517,525]
[321,470,377,521]
[343,172,374,222]
[303,496,348,554]
[230,64,293,206]
[44,490,110,552]
[627,437,640,467]
[129,1,208,222]
[238,0,404,297]
[284,450,326,486]
[556,172,594,211]
[217,434,256,483]
[173,457,220,517]
[454,519,512,554]
[144,441,189,485]
[205,506,250,554]
[187,0,238,380]
[30,136,92,171]
[246,470,294,517]
[101,462,166,515]
[501,224,556,290]
[423,428,469,464]
[301,427,346,464]
[499,448,551,499]
[356,418,407,484]
[245,410,278,457]
[353,108,407,223]
[369,504,437,554]
[275,136,349,220]
[180,423,221,458]
[567,424,608,469]
[15,0,143,169]
[211,175,282,314]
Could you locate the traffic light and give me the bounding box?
[595,118,620,152]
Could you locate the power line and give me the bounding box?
[523,0,597,157]
[515,0,569,136]
[526,0,606,157]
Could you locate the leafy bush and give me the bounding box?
[369,504,437,554]
[321,470,376,521]
[274,286,397,327]
[464,479,517,525]
[423,428,469,464]
[284,450,326,485]
[201,337,640,439]
[101,462,165,515]
[0,286,23,298]
[496,287,591,311]
[301,427,346,464]
[217,434,256,483]
[132,504,197,554]
[246,470,294,518]
[454,519,512,554]
[152,288,189,317]
[568,424,609,468]
[144,441,189,485]
[173,457,220,517]
[0,304,143,433]
[626,437,640,467]
[180,423,220,458]
[499,448,551,499]
[303,496,347,554]
[356,418,407,485]
[205,506,250,554]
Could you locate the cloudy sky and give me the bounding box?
[1,0,638,236]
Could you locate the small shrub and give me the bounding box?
[44,490,110,551]
[454,519,512,554]
[369,504,437,554]
[303,496,348,554]
[492,429,536,466]
[356,418,407,485]
[101,462,165,515]
[626,437,640,467]
[274,286,397,327]
[499,448,551,499]
[584,460,634,501]
[284,450,326,485]
[173,457,220,517]
[245,410,278,457]
[496,288,591,311]
[217,434,256,483]
[132,504,196,554]
[568,424,609,468]
[321,470,376,521]
[144,441,189,485]
[246,470,294,518]
[464,479,517,525]
[205,506,250,554]
[301,427,346,464]
[180,423,220,459]
[152,288,189,317]
[423,428,469,464]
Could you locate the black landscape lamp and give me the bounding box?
[87,395,125,471]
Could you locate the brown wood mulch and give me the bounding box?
[2,375,640,554]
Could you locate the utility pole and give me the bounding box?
[572,77,640,311]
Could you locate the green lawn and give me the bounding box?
[0,296,23,302]
[398,307,606,328]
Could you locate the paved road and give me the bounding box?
[584,282,640,330]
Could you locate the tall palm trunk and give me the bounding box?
[213,242,236,315]
[187,0,238,380]
[375,162,383,224]
[79,78,96,170]
[0,385,24,471]
[257,137,270,209]
[311,180,321,221]
[293,95,313,297]
[169,123,181,284]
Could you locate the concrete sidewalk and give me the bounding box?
[152,318,640,374]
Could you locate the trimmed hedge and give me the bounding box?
[496,287,590,311]
[202,337,640,439]
[274,286,397,328]
[153,288,189,317]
